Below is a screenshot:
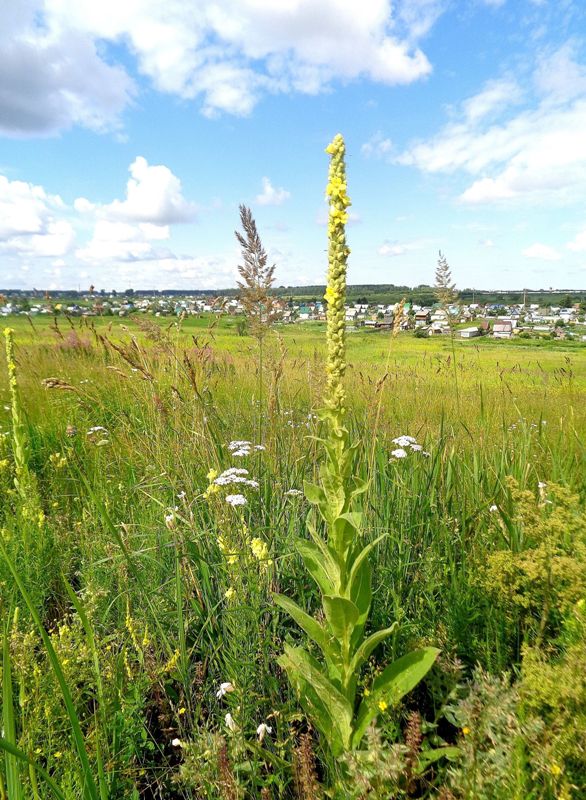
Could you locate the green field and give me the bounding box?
[1,313,585,799]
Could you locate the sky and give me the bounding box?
[1,0,586,292]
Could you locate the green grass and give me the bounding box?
[0,314,584,798]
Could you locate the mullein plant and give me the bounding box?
[275,135,439,758]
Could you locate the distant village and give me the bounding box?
[2,291,586,342]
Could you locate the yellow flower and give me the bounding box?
[550,763,562,776]
[363,688,370,697]
[378,699,388,712]
[178,706,187,715]
[462,726,471,735]
[225,586,236,600]
[53,751,63,759]
[206,468,218,481]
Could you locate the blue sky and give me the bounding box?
[1,0,586,291]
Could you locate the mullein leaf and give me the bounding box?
[278,645,353,756]
[352,647,440,748]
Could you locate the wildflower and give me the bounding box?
[285,488,303,497]
[206,468,218,481]
[254,444,266,451]
[391,448,408,459]
[538,481,547,489]
[378,700,388,712]
[225,586,236,601]
[171,738,182,748]
[87,426,108,435]
[410,444,423,452]
[462,726,470,736]
[178,707,186,715]
[54,751,63,759]
[489,504,498,512]
[225,712,237,731]
[323,133,351,423]
[232,448,250,457]
[256,722,273,742]
[550,763,562,776]
[226,494,247,507]
[251,537,270,563]
[216,681,235,699]
[164,512,175,529]
[392,435,417,447]
[228,440,251,450]
[177,491,186,500]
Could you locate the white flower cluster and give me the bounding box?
[228,440,266,457]
[284,488,303,497]
[214,467,259,489]
[390,435,429,460]
[226,494,247,507]
[87,426,108,435]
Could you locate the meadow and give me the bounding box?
[0,308,584,800]
[1,135,585,800]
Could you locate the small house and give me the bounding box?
[493,321,513,339]
[460,327,481,339]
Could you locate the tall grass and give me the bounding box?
[0,308,584,797]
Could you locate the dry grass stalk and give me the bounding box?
[293,733,322,800]
[217,736,239,800]
[404,710,423,793]
[235,204,276,340]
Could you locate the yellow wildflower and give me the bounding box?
[462,726,471,735]
[378,699,388,712]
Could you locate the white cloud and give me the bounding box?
[378,239,423,256]
[361,132,393,159]
[522,242,561,261]
[255,177,291,206]
[0,0,437,129]
[566,229,586,252]
[0,174,74,257]
[100,157,197,224]
[76,220,172,263]
[0,3,134,137]
[399,43,586,205]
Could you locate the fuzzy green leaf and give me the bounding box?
[352,647,440,748]
[278,645,353,755]
[323,595,360,645]
[303,481,326,506]
[332,512,362,553]
[296,539,340,595]
[349,622,398,675]
[273,594,339,664]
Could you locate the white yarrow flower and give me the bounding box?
[226,494,247,507]
[391,448,408,459]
